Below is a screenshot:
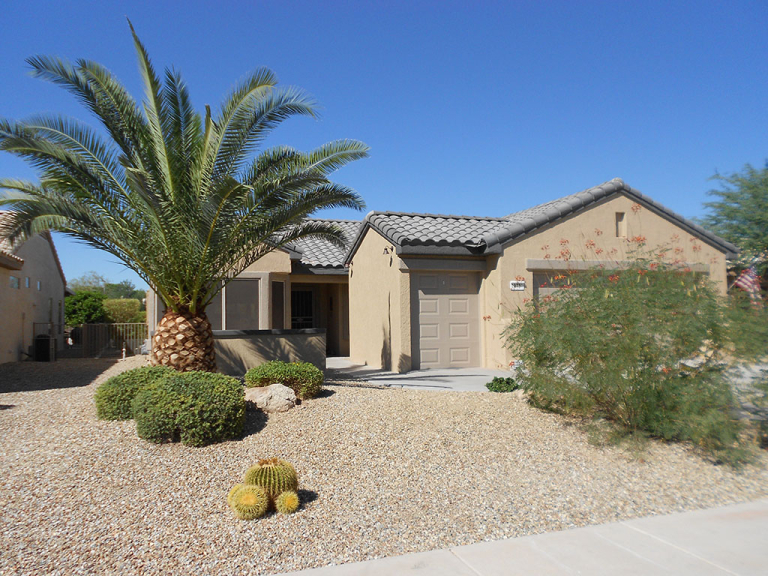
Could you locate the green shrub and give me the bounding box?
[507,250,750,465]
[132,371,245,447]
[94,365,174,420]
[65,291,108,325]
[103,298,143,323]
[485,376,520,393]
[245,361,323,399]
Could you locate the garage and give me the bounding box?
[411,272,480,369]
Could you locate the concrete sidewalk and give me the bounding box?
[282,498,768,575]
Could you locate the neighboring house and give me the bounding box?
[0,211,67,364]
[146,220,360,357]
[146,178,738,373]
[344,179,737,372]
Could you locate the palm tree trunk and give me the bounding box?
[151,309,216,372]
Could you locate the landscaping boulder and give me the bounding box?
[245,384,297,413]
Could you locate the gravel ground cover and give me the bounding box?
[1,358,767,576]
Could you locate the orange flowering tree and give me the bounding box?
[506,248,750,464]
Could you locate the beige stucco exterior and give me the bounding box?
[482,193,728,369]
[348,227,412,371]
[349,193,730,372]
[146,245,352,362]
[0,234,66,364]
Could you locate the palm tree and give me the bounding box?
[0,23,368,372]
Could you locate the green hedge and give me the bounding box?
[94,366,174,420]
[132,372,245,447]
[244,361,323,399]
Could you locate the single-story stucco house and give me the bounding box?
[0,211,67,364]
[147,178,737,374]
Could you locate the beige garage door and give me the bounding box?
[411,272,480,369]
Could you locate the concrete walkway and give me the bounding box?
[282,498,768,575]
[325,357,511,392]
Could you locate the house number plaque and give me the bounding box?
[509,280,526,291]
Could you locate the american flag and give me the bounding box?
[733,265,762,303]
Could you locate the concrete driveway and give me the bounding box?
[325,357,512,392]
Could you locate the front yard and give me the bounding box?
[1,358,767,575]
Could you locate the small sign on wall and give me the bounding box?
[509,280,526,291]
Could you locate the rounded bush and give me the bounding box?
[275,491,300,514]
[94,366,174,420]
[244,361,323,399]
[229,484,269,520]
[132,371,245,447]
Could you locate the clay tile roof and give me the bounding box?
[365,212,510,247]
[291,219,361,268]
[344,178,738,263]
[0,211,24,265]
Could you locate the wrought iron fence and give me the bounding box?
[43,322,149,359]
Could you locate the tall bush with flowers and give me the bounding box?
[507,241,754,465]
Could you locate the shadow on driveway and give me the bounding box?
[0,359,119,394]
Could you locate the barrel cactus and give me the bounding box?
[228,484,269,520]
[227,483,244,508]
[243,458,298,499]
[275,490,300,514]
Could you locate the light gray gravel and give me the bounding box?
[1,358,767,576]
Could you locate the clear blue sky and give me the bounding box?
[1,1,766,290]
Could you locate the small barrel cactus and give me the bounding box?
[228,484,269,520]
[227,483,244,508]
[243,458,298,499]
[275,490,300,514]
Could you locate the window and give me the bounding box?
[25,277,30,288]
[36,280,41,291]
[272,281,285,330]
[291,289,314,329]
[9,276,20,289]
[207,288,223,330]
[615,212,626,238]
[225,279,259,330]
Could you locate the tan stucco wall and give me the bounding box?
[243,249,292,274]
[348,228,411,371]
[214,331,326,376]
[0,235,66,364]
[482,193,730,369]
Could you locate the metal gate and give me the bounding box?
[42,323,148,359]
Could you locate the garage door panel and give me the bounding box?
[420,324,439,339]
[449,348,470,363]
[449,323,469,338]
[412,271,480,369]
[420,348,439,364]
[448,298,468,314]
[419,274,439,290]
[449,275,469,291]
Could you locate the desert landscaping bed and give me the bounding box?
[1,358,767,576]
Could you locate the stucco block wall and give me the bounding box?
[214,330,326,376]
[482,194,730,369]
[0,235,66,364]
[348,228,411,371]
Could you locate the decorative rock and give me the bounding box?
[245,384,296,413]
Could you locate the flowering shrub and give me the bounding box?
[506,251,751,465]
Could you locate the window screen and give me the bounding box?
[225,279,259,330]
